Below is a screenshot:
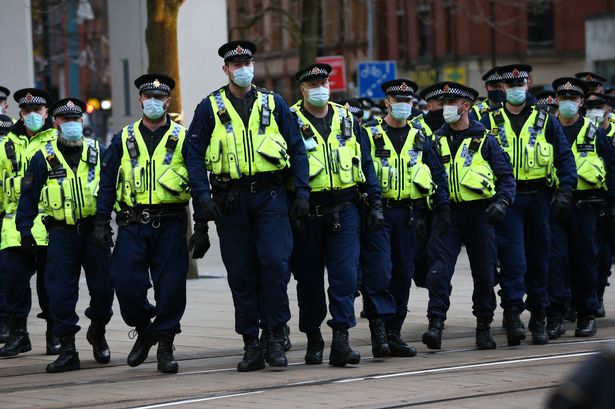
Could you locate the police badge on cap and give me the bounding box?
[218,40,257,62]
[295,63,332,82]
[50,98,87,118]
[13,88,50,108]
[134,73,175,96]
[552,77,588,97]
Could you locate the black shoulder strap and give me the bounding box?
[492,110,505,126]
[414,130,425,151]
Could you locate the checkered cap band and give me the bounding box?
[556,81,584,95]
[423,85,474,101]
[223,45,253,60]
[344,104,361,114]
[500,69,529,80]
[299,66,329,81]
[537,95,557,106]
[0,120,12,129]
[485,72,503,82]
[138,80,171,94]
[18,93,46,105]
[385,82,415,94]
[52,100,83,117]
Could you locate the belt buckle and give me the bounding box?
[250,181,258,193]
[140,209,151,224]
[315,205,324,217]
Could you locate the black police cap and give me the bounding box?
[420,81,478,102]
[585,92,614,109]
[49,98,87,118]
[134,73,175,96]
[13,88,50,107]
[337,98,362,118]
[381,79,417,99]
[482,67,503,83]
[535,91,558,107]
[552,77,588,97]
[498,64,532,84]
[296,63,331,82]
[575,72,607,87]
[0,86,10,100]
[218,40,256,62]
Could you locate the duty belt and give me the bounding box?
[310,201,355,232]
[382,198,415,226]
[211,172,285,193]
[43,216,95,235]
[116,206,186,228]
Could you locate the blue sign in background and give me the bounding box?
[357,60,397,99]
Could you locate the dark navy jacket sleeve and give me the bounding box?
[95,132,122,222]
[357,122,381,202]
[16,151,48,235]
[596,128,615,197]
[422,136,449,206]
[546,115,577,192]
[186,97,215,207]
[479,113,491,130]
[272,94,310,198]
[481,134,516,205]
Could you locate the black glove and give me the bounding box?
[367,200,385,231]
[189,222,210,259]
[485,199,509,225]
[93,219,114,249]
[432,203,451,236]
[20,233,37,256]
[552,190,572,223]
[290,196,310,220]
[201,198,223,221]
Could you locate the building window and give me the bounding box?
[527,0,554,49]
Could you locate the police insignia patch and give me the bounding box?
[585,74,593,81]
[443,84,450,92]
[236,45,244,54]
[401,82,408,91]
[512,68,519,78]
[25,93,33,102]
[153,79,161,88]
[67,100,75,107]
[564,81,572,90]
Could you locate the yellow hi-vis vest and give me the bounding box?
[40,138,101,224]
[0,127,56,248]
[487,107,553,182]
[116,120,190,207]
[205,87,290,179]
[571,117,606,191]
[291,101,365,192]
[472,100,491,120]
[365,118,434,200]
[436,130,496,203]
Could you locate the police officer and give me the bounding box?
[575,72,607,94]
[535,91,559,116]
[16,98,114,372]
[469,67,505,121]
[94,74,194,374]
[546,78,615,340]
[289,63,381,367]
[0,88,60,357]
[0,87,10,116]
[0,114,11,343]
[361,79,448,358]
[421,82,515,350]
[186,41,309,372]
[481,64,577,346]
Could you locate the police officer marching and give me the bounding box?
[289,63,382,367]
[546,77,615,340]
[0,113,12,343]
[16,98,114,372]
[469,68,505,121]
[535,91,559,116]
[481,64,577,346]
[421,82,515,350]
[361,79,448,358]
[94,74,192,374]
[0,88,60,357]
[186,41,310,372]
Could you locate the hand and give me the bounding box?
[189,222,210,259]
[485,199,509,225]
[432,203,451,236]
[93,220,114,249]
[20,233,37,256]
[290,196,310,220]
[201,198,222,222]
[552,190,572,223]
[367,200,385,231]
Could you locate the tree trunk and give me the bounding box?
[145,0,184,123]
[299,0,320,70]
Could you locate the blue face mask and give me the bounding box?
[506,86,527,106]
[142,98,166,120]
[390,102,412,121]
[558,100,579,118]
[487,90,506,104]
[231,66,254,88]
[307,86,330,107]
[59,121,83,141]
[24,112,44,132]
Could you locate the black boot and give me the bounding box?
[127,327,158,367]
[157,334,178,373]
[305,329,324,364]
[476,318,496,350]
[502,308,526,346]
[86,324,110,364]
[265,326,288,368]
[386,330,417,357]
[529,311,549,345]
[329,328,360,367]
[46,321,61,355]
[369,318,390,358]
[46,335,80,373]
[422,318,444,350]
[546,316,566,340]
[237,336,265,372]
[0,318,8,343]
[575,316,597,337]
[0,317,31,357]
